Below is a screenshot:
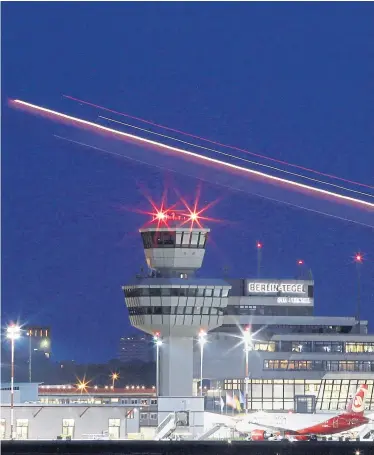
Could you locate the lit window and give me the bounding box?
[16,419,29,440]
[108,419,120,439]
[0,419,6,439]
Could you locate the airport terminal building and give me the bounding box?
[192,278,374,413]
[122,216,374,417]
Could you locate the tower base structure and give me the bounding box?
[155,396,205,440]
[159,336,194,396]
[123,220,231,439]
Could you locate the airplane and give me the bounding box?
[235,383,372,441]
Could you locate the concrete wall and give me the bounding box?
[160,337,194,396]
[0,405,140,440]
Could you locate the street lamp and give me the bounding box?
[111,372,119,388]
[243,326,252,414]
[153,333,162,396]
[6,324,21,439]
[198,330,207,397]
[256,242,263,278]
[354,253,363,332]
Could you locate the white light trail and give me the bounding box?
[12,99,374,210]
[99,115,374,200]
[54,135,374,229]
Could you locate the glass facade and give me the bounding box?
[222,378,374,412]
[206,335,374,354]
[264,360,374,372]
[125,287,229,298]
[226,306,313,316]
[128,306,224,316]
[141,231,208,249]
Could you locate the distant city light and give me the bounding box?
[297,259,304,265]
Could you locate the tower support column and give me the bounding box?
[159,336,194,396]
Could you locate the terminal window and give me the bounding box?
[16,419,28,440]
[108,419,120,439]
[62,419,75,438]
[1,419,5,439]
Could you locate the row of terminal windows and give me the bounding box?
[0,417,134,440]
[128,306,224,316]
[247,324,355,334]
[140,412,158,421]
[282,341,374,353]
[264,360,374,372]
[226,306,312,317]
[141,231,207,249]
[208,340,374,354]
[125,287,229,298]
[26,328,50,338]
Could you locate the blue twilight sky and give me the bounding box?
[2,2,374,362]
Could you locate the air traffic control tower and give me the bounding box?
[123,211,231,399]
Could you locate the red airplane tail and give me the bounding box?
[344,384,368,416]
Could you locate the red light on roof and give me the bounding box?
[156,211,166,220]
[297,259,304,265]
[189,212,198,222]
[256,242,262,249]
[355,253,363,263]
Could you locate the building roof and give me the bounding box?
[38,385,156,396]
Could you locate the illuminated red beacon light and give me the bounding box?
[355,253,363,263]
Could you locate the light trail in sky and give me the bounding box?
[54,134,374,230]
[11,99,374,211]
[63,94,374,191]
[99,115,374,200]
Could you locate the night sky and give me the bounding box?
[2,2,374,363]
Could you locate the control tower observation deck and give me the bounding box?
[123,213,231,397]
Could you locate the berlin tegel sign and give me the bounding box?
[247,281,306,295]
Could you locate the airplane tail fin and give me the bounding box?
[345,384,368,416]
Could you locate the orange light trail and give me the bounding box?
[12,99,374,211]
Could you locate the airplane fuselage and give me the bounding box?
[235,412,369,438]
